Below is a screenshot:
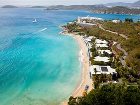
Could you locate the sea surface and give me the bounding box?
[0,8,139,105]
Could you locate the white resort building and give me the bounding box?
[83,36,94,58]
[84,36,94,42]
[77,16,103,23]
[95,39,108,44]
[94,56,110,62]
[95,39,109,48]
[112,19,121,23]
[77,16,103,27]
[93,39,111,62]
[95,44,108,48]
[90,65,116,75]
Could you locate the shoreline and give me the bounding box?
[60,28,93,105]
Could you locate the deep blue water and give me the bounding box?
[0,8,139,105]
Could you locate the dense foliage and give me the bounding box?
[66,21,140,84]
[102,21,140,71]
[68,84,140,105]
[66,21,140,105]
[102,21,140,37]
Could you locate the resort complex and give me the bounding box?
[82,33,117,81]
[77,16,102,27]
[63,16,140,105]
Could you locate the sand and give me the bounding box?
[70,34,93,97]
[61,32,93,105]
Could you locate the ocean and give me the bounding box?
[0,8,139,105]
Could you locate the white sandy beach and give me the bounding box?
[61,32,93,105]
[70,34,93,97]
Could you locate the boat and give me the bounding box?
[32,19,37,23]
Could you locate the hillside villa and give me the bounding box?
[90,65,116,75]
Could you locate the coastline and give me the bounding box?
[60,28,93,105]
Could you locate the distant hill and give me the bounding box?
[1,5,18,8]
[31,6,46,8]
[105,2,131,7]
[92,6,140,14]
[104,0,140,8]
[46,5,107,10]
[131,0,140,8]
[45,4,140,14]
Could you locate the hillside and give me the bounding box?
[46,5,107,10]
[104,0,140,8]
[132,0,140,8]
[92,6,140,14]
[45,3,140,14]
[1,5,18,8]
[66,19,140,105]
[105,2,132,7]
[31,6,47,8]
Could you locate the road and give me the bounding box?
[116,44,128,67]
[98,24,129,40]
[97,23,129,67]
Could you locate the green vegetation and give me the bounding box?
[79,27,125,43]
[125,18,133,22]
[66,22,80,33]
[66,20,140,81]
[92,6,140,14]
[66,20,140,105]
[102,21,140,37]
[102,21,140,71]
[68,84,140,105]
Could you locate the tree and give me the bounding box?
[123,86,140,105]
[125,18,133,22]
[68,84,140,105]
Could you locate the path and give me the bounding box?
[116,44,128,67]
[98,24,129,40]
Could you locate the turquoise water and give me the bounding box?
[0,8,140,105]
